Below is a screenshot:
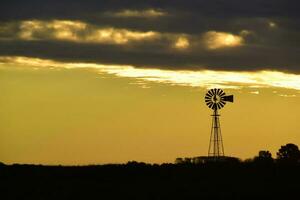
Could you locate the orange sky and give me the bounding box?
[0,57,300,165]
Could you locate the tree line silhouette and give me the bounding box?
[1,143,300,200]
[175,143,300,165]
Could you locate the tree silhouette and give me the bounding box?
[254,150,273,161]
[277,143,300,163]
[254,150,273,164]
[259,150,272,158]
[175,158,184,164]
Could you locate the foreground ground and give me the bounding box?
[0,161,299,199]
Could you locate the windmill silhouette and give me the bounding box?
[205,88,234,158]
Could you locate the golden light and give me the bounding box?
[174,36,190,49]
[269,22,277,28]
[1,56,300,93]
[19,20,44,40]
[204,31,244,49]
[86,28,158,44]
[17,20,159,44]
[110,9,166,18]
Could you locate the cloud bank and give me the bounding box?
[0,0,300,72]
[1,56,300,92]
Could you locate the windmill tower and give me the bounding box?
[205,88,234,158]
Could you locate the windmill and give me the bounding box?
[205,88,234,158]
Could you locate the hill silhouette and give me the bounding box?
[1,143,300,199]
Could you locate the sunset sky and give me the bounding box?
[1,0,300,165]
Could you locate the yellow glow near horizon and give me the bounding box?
[1,56,300,165]
[1,56,300,92]
[204,31,244,49]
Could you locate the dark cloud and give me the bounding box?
[0,0,300,72]
[1,0,299,21]
[1,40,300,72]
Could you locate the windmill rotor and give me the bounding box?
[205,88,234,110]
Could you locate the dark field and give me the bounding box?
[1,161,299,200]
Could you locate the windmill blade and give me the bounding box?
[212,103,218,110]
[205,93,213,98]
[205,95,212,100]
[219,101,226,107]
[205,99,212,103]
[213,88,217,95]
[206,101,212,105]
[218,102,225,108]
[208,90,214,96]
[207,102,213,108]
[222,95,234,103]
[209,102,214,109]
[205,100,212,104]
[217,89,222,96]
[206,90,214,96]
[219,90,226,97]
[205,97,211,101]
[211,103,215,109]
[217,103,222,109]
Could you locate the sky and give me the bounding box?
[0,0,300,165]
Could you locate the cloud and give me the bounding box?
[268,22,277,28]
[1,20,197,49]
[0,0,300,73]
[19,20,87,41]
[16,20,159,44]
[250,91,260,95]
[1,37,300,73]
[203,31,244,49]
[1,56,300,92]
[174,36,190,49]
[278,94,297,98]
[106,9,166,18]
